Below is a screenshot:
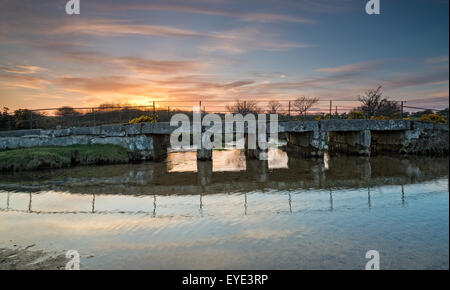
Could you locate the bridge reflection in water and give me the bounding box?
[0,149,447,217]
[0,183,434,217]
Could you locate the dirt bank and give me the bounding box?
[0,246,68,270]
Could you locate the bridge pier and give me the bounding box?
[286,131,325,157]
[245,158,269,182]
[197,147,213,161]
[244,133,268,160]
[286,154,325,187]
[151,134,170,161]
[327,130,371,156]
[196,130,213,161]
[370,130,408,154]
[326,155,371,181]
[197,160,213,186]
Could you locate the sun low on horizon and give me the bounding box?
[0,0,448,112]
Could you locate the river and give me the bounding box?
[0,149,448,269]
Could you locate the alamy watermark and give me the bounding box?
[365,250,380,270]
[366,0,381,15]
[66,0,80,15]
[170,107,278,160]
[65,249,80,270]
[66,1,380,16]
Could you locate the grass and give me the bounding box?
[0,144,131,172]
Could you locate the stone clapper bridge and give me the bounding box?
[0,119,448,161]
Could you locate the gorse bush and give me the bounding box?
[315,114,329,121]
[129,114,158,124]
[316,114,339,120]
[419,114,447,124]
[347,111,365,120]
[370,115,390,120]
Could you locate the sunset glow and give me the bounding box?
[0,0,448,112]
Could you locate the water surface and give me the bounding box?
[0,150,448,269]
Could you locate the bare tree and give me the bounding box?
[98,102,131,112]
[55,106,81,117]
[377,99,401,116]
[292,96,319,118]
[357,85,400,117]
[226,100,261,114]
[267,100,282,114]
[357,85,383,117]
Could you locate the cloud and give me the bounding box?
[0,64,47,74]
[35,42,207,75]
[117,57,206,75]
[90,2,315,24]
[202,27,311,54]
[316,61,380,73]
[429,91,450,98]
[47,75,257,105]
[406,96,449,109]
[269,0,358,13]
[52,76,149,95]
[383,69,449,90]
[51,19,207,38]
[46,20,310,54]
[425,55,449,64]
[222,80,255,89]
[252,72,287,79]
[0,74,48,90]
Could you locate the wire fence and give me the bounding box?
[0,99,447,131]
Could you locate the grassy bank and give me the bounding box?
[0,144,131,172]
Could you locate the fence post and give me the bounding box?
[29,110,33,129]
[288,101,291,120]
[401,101,404,119]
[153,101,156,115]
[329,100,332,119]
[93,108,96,127]
[168,106,170,121]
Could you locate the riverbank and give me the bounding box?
[0,144,132,172]
[0,246,68,270]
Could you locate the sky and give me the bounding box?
[0,0,448,112]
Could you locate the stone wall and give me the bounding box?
[0,120,448,159]
[0,124,170,160]
[327,130,372,156]
[287,131,326,157]
[371,123,449,155]
[286,120,448,157]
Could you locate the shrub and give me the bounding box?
[316,114,332,121]
[347,111,365,120]
[129,114,158,124]
[370,115,390,120]
[419,114,446,124]
[315,113,350,121]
